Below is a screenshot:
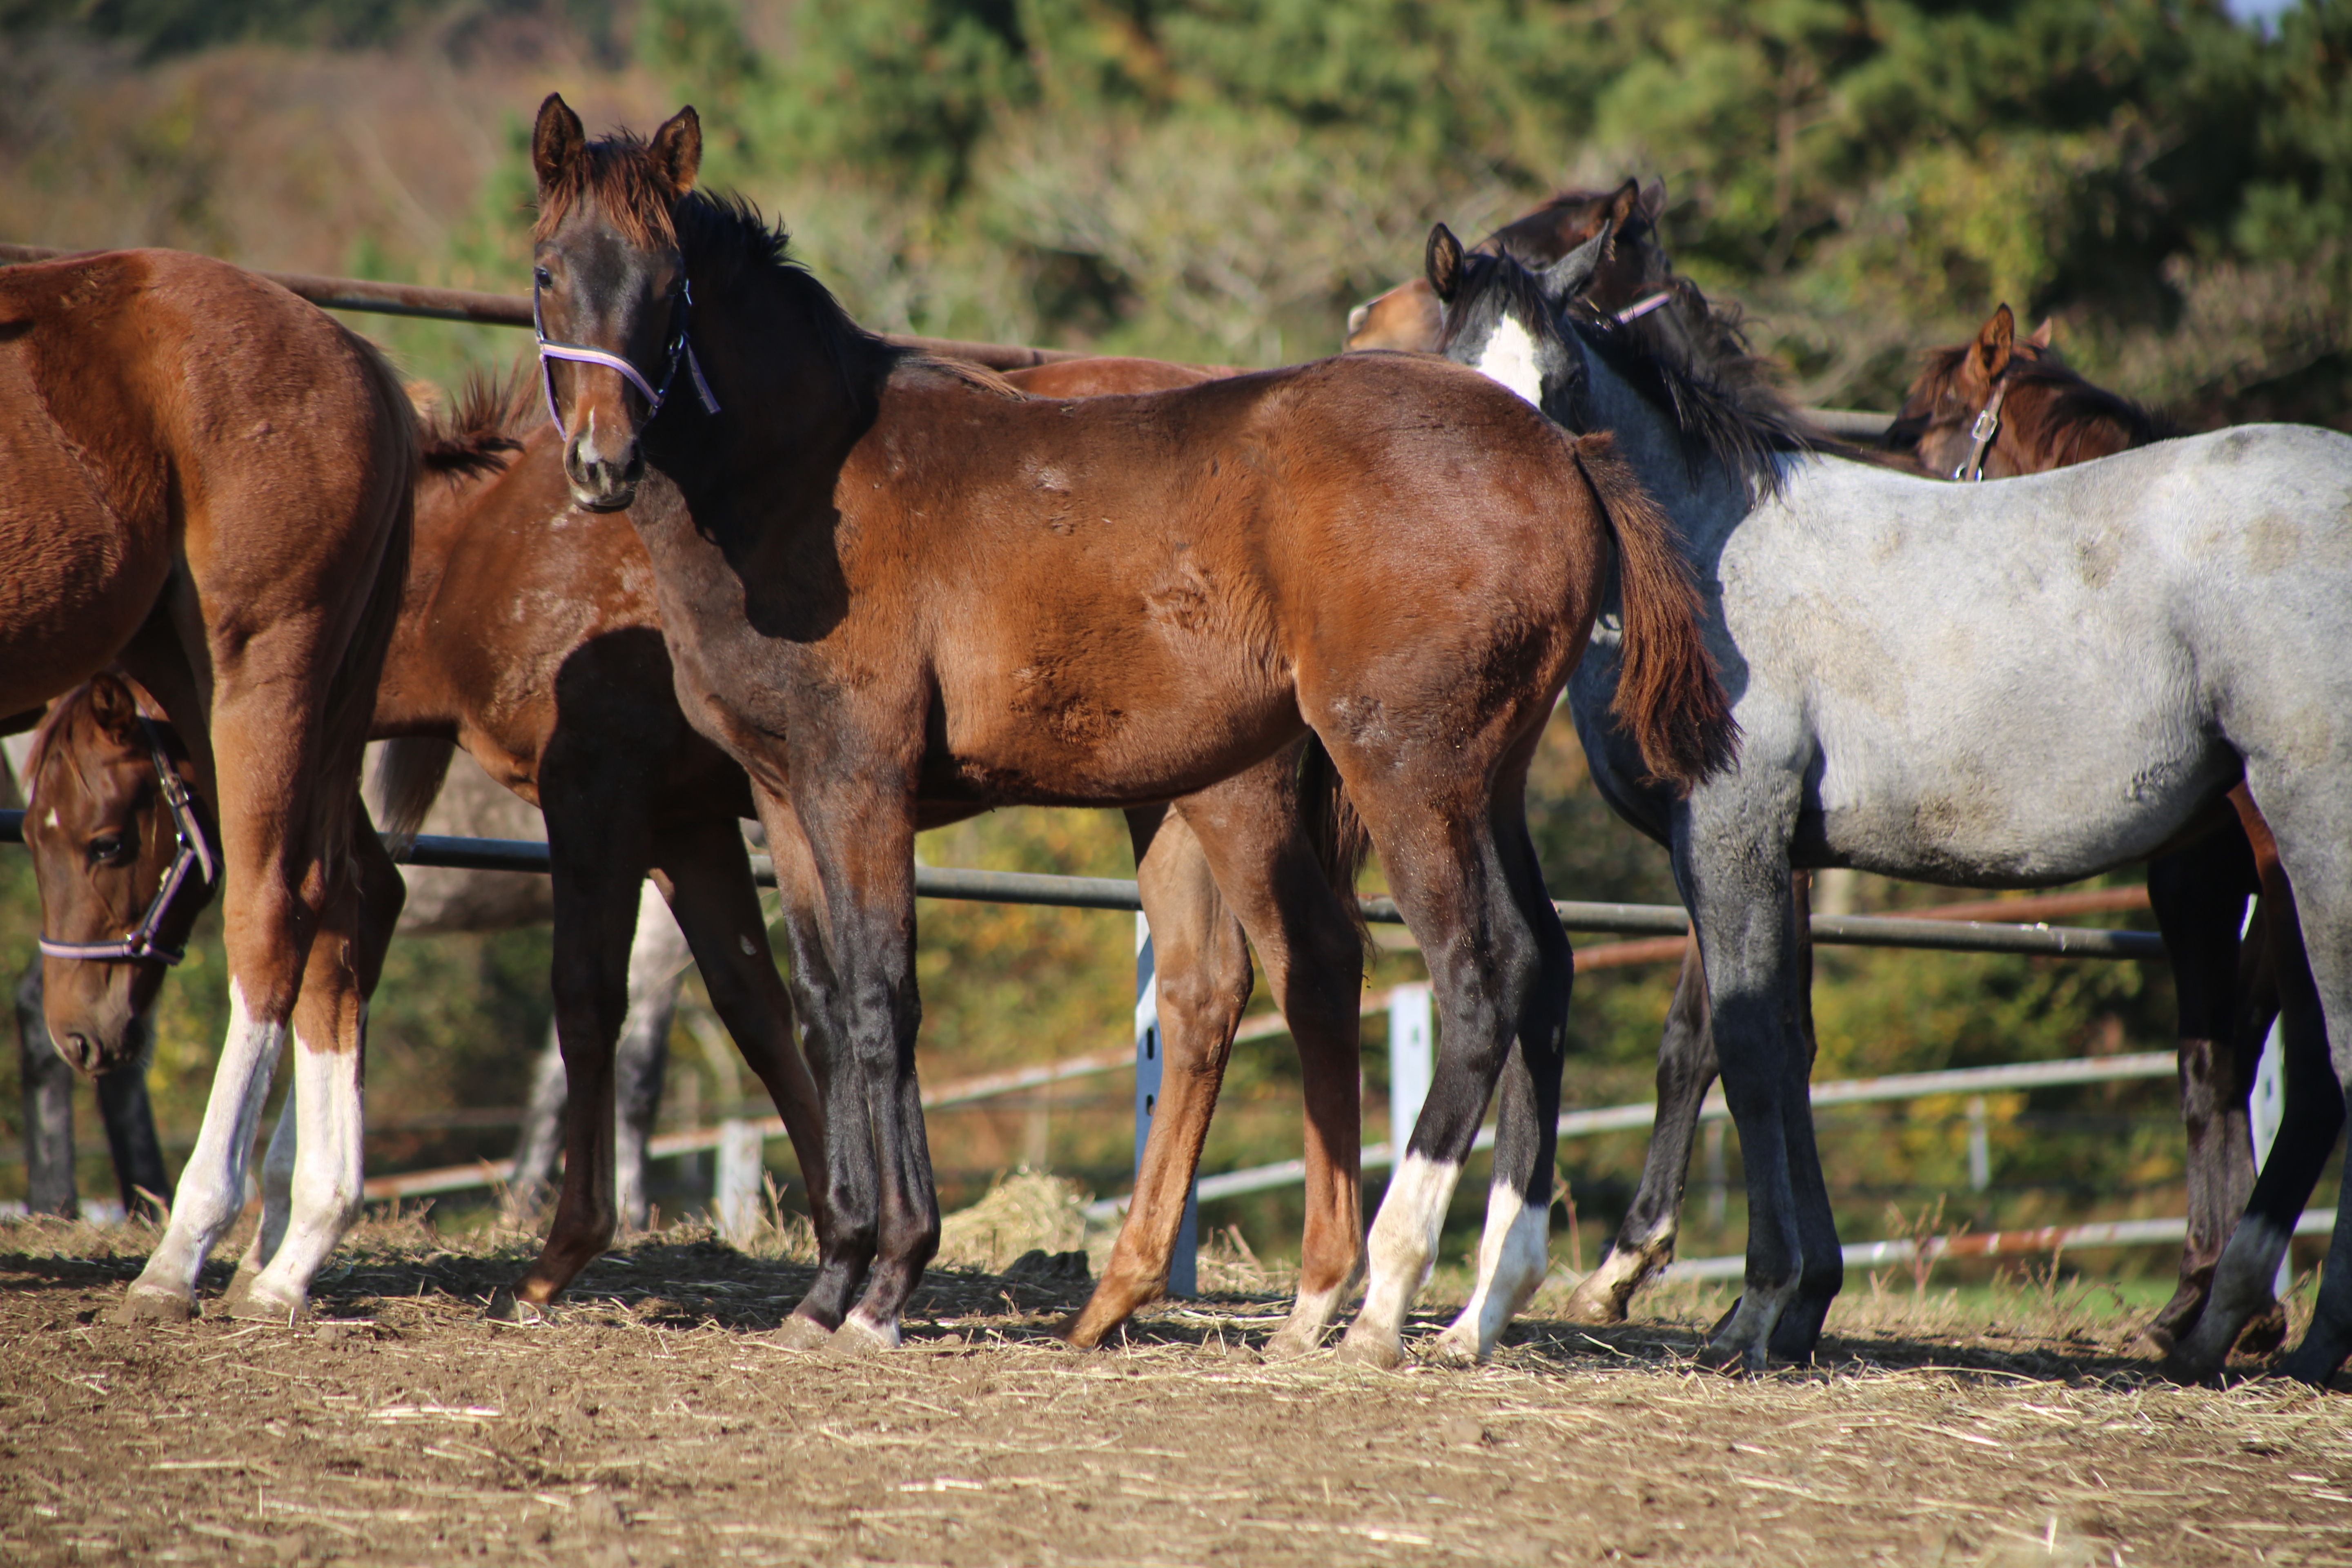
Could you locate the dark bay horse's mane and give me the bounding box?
[1440,248,1819,504]
[1887,341,2173,467]
[557,155,1025,407]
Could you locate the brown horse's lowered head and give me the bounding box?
[1889,304,2169,479]
[530,93,706,514]
[22,675,216,1076]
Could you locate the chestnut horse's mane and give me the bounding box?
[1887,342,2172,461]
[1443,248,1818,503]
[19,677,167,810]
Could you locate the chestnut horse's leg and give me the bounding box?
[1565,936,1714,1322]
[2141,827,2257,1354]
[493,797,650,1316]
[1152,762,1369,1359]
[1335,751,1564,1369]
[232,819,403,1321]
[750,788,871,1343]
[1431,791,1574,1365]
[648,815,833,1257]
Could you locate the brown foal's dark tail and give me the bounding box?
[1572,432,1740,791]
[415,369,531,481]
[1299,737,1374,947]
[369,737,457,858]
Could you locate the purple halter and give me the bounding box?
[534,279,719,432]
[36,716,218,968]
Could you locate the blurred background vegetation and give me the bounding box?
[2,0,2343,1289]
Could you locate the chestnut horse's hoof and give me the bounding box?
[1425,1326,1485,1368]
[486,1287,554,1324]
[1261,1323,1325,1361]
[111,1284,195,1326]
[1334,1329,1405,1370]
[218,1266,260,1315]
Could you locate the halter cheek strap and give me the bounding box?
[36,717,219,968]
[1953,378,2013,483]
[1614,291,1673,324]
[535,281,720,433]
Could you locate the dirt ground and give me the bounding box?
[4,1215,2350,1567]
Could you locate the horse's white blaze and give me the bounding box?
[1345,1152,1461,1350]
[1436,1180,1549,1361]
[131,980,285,1301]
[1471,318,1546,410]
[247,1012,369,1317]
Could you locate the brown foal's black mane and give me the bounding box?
[1441,247,1817,503]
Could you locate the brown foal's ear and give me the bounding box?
[1975,303,2016,381]
[650,106,702,195]
[1426,223,1466,305]
[2027,316,2056,350]
[532,94,587,193]
[86,673,140,741]
[1605,176,1642,231]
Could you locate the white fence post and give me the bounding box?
[1967,1096,1991,1193]
[713,1118,764,1247]
[1134,912,1197,1296]
[1388,982,1433,1156]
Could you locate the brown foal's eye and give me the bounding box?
[88,834,128,864]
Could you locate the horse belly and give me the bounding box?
[0,428,164,713]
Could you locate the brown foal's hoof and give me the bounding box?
[764,1314,836,1352]
[110,1285,196,1327]
[486,1286,555,1324]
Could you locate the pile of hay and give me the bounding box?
[934,1169,1097,1279]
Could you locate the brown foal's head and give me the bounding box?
[530,93,704,513]
[23,675,215,1075]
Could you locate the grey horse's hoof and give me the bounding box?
[111,1285,196,1326]
[227,1283,307,1325]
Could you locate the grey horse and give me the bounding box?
[1427,223,2352,1379]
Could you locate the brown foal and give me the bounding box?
[526,99,1733,1365]
[1,248,414,1324]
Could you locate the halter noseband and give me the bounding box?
[1952,377,2013,483]
[36,716,218,968]
[534,278,720,433]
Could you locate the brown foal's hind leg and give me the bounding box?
[650,818,835,1277]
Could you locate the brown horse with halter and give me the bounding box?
[525,96,1734,1363]
[2,247,414,1325]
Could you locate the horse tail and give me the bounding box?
[1571,431,1740,791]
[1298,737,1374,948]
[414,368,529,481]
[369,738,457,857]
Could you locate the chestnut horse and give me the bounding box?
[1,248,414,1325]
[23,357,1386,1354]
[526,98,1734,1365]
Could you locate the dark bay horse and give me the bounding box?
[1,248,414,1325]
[1343,178,1670,353]
[1429,227,2352,1379]
[527,98,1735,1363]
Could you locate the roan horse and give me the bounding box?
[1,248,414,1325]
[1568,294,2301,1358]
[526,97,1735,1363]
[1427,225,2352,1381]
